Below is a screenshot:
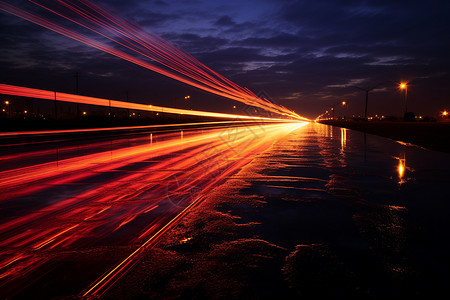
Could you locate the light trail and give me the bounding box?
[0,122,307,298]
[0,83,292,122]
[0,120,281,138]
[0,0,309,121]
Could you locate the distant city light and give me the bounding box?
[399,82,407,89]
[5,101,9,105]
[442,110,448,116]
[83,111,87,115]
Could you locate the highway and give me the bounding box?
[0,121,305,298]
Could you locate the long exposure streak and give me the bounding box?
[0,83,292,121]
[0,122,306,298]
[0,0,309,121]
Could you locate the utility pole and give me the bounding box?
[364,90,369,119]
[126,90,130,118]
[351,81,390,120]
[75,72,80,117]
[75,72,79,94]
[54,91,58,120]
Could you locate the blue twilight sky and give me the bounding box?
[0,0,449,118]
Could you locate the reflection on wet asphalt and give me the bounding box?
[0,123,303,298]
[110,122,450,299]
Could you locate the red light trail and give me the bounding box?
[0,122,307,297]
[0,0,309,121]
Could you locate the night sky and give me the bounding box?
[1,0,449,119]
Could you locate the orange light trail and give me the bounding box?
[0,0,309,121]
[0,122,307,297]
[0,83,292,122]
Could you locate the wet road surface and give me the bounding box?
[0,121,303,298]
[1,122,450,298]
[105,122,450,299]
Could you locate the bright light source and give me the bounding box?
[5,101,9,105]
[399,83,407,89]
[83,111,87,115]
[398,161,405,178]
[342,101,346,106]
[443,110,448,116]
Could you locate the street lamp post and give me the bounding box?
[399,82,408,114]
[329,100,347,120]
[341,101,347,119]
[184,95,190,110]
[5,100,10,118]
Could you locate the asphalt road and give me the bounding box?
[0,121,303,298]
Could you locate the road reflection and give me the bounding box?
[0,122,306,297]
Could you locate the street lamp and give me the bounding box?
[4,100,11,118]
[442,110,448,117]
[399,82,408,114]
[329,100,347,120]
[341,101,347,119]
[184,95,191,110]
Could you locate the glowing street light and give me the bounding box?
[399,82,408,114]
[442,110,448,117]
[4,100,11,118]
[184,95,191,110]
[342,101,346,106]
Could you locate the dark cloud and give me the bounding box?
[214,16,236,27]
[161,33,229,54]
